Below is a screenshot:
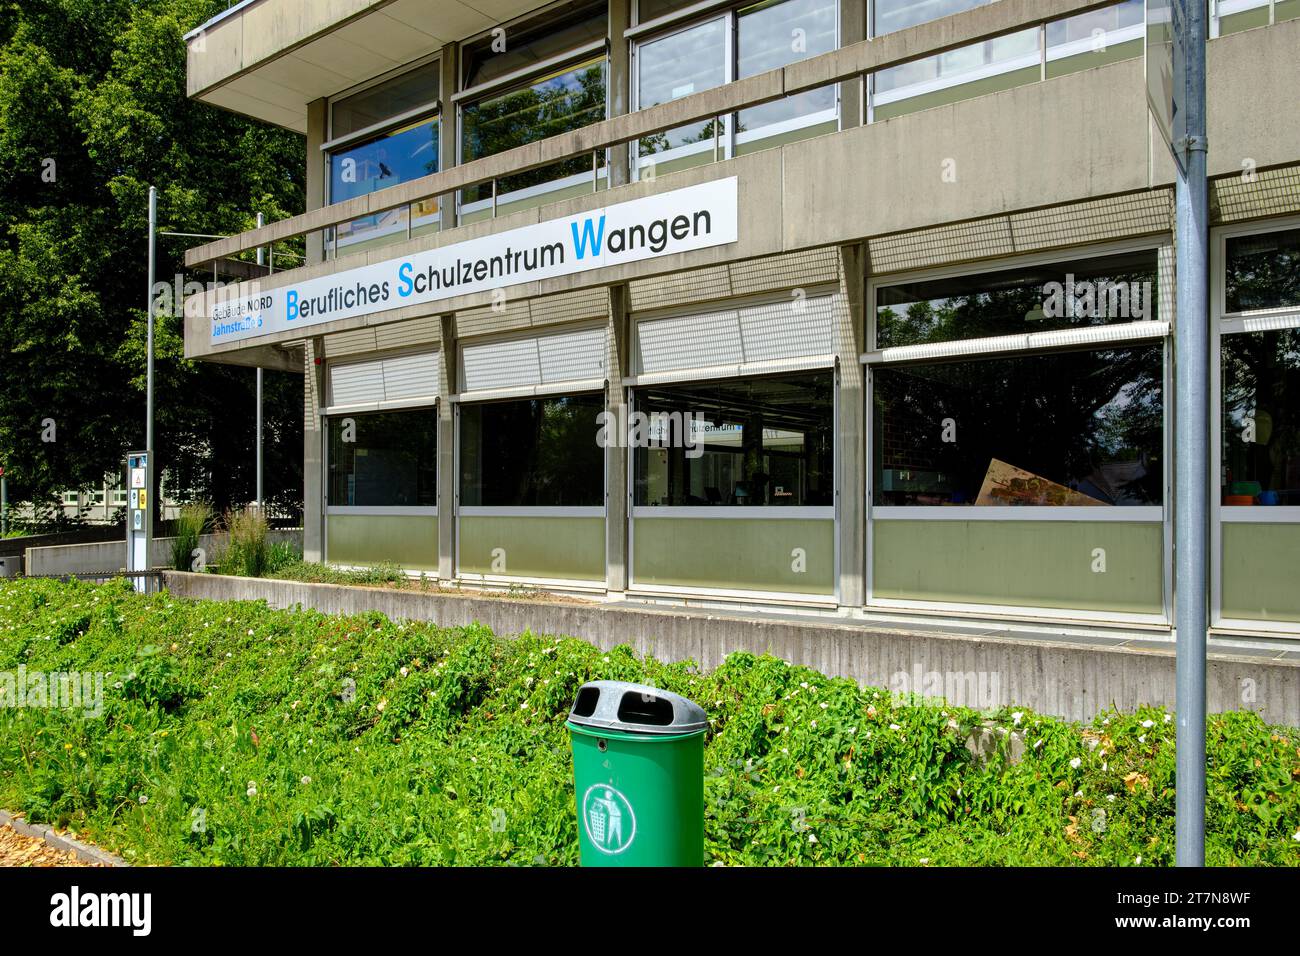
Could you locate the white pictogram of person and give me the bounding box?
[591,788,624,850]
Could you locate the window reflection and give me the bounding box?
[329,119,439,249]
[636,18,728,174]
[459,395,605,507]
[1222,328,1300,505]
[1225,228,1300,314]
[327,411,438,507]
[876,250,1159,349]
[633,372,834,507]
[873,346,1164,506]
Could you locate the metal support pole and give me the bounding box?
[255,212,265,508]
[1,475,7,537]
[1174,0,1209,868]
[146,187,156,464]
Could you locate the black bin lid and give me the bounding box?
[567,680,707,735]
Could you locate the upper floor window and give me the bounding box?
[633,0,839,177]
[326,59,441,255]
[457,2,608,224]
[1225,226,1300,314]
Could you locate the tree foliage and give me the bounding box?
[0,0,305,524]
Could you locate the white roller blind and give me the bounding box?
[460,325,606,396]
[634,293,838,381]
[328,350,439,409]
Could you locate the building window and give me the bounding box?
[873,345,1164,507]
[327,410,437,507]
[632,371,835,507]
[870,0,1144,120]
[458,2,607,223]
[1221,328,1300,505]
[1224,226,1300,313]
[633,0,839,177]
[875,249,1159,349]
[326,60,441,255]
[459,395,605,507]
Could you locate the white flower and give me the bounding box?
[800,682,809,689]
[848,727,857,735]
[1012,711,1024,726]
[1033,739,1043,750]
[138,794,149,805]
[1138,735,1147,744]
[808,834,818,844]
[1293,831,1300,842]
[918,857,929,864]
[1163,714,1172,723]
[300,776,311,785]
[1135,855,1142,864]
[1141,719,1154,729]
[889,723,901,731]
[819,702,828,710]
[1070,757,1082,769]
[1107,794,1117,802]
[1075,790,1083,797]
[810,720,817,728]
[400,667,409,677]
[246,782,257,797]
[247,629,254,636]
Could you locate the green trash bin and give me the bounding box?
[567,680,707,867]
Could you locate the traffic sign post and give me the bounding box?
[125,451,152,587]
[1149,0,1209,867]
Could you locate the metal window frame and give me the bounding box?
[453,389,609,584]
[862,237,1175,626]
[1209,214,1300,635]
[625,364,841,604]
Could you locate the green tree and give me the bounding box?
[0,0,305,526]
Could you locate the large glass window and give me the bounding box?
[458,3,607,223]
[872,346,1164,507]
[1045,0,1144,79]
[327,410,438,507]
[633,372,835,507]
[1221,328,1300,505]
[635,0,839,175]
[1225,227,1300,313]
[876,250,1159,349]
[459,58,607,221]
[459,395,605,507]
[327,62,441,253]
[872,0,993,35]
[735,0,838,154]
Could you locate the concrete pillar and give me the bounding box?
[303,336,327,562]
[305,98,327,265]
[836,243,867,607]
[605,283,631,592]
[607,0,632,188]
[439,314,458,579]
[438,43,459,229]
[839,0,866,129]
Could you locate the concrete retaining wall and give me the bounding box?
[161,571,1300,726]
[28,530,302,576]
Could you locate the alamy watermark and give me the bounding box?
[596,407,707,459]
[1041,274,1153,321]
[890,666,1000,710]
[0,667,104,718]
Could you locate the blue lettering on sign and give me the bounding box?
[570,215,606,260]
[397,261,414,297]
[286,289,299,322]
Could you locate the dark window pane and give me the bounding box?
[460,58,607,206]
[633,372,835,506]
[459,395,605,506]
[329,118,440,246]
[331,61,440,138]
[327,410,437,507]
[876,250,1158,349]
[872,346,1164,506]
[462,2,606,89]
[1225,228,1300,313]
[1221,328,1300,504]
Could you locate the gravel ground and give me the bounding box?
[0,822,101,867]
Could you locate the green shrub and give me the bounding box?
[1,576,1296,867]
[170,502,212,572]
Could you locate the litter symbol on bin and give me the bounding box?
[582,784,636,855]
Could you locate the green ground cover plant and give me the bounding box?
[0,577,1296,866]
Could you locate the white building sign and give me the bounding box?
[206,177,739,346]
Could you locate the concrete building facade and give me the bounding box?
[180,0,1300,644]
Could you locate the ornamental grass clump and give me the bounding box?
[222,505,269,578]
[170,502,212,572]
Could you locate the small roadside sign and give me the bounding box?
[1146,0,1186,172]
